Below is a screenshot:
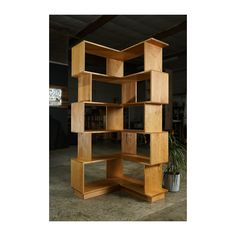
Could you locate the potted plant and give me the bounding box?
[163,133,187,192]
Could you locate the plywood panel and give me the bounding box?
[72,41,85,77]
[78,73,92,102]
[74,179,120,199]
[85,41,122,60]
[106,107,123,130]
[107,159,123,178]
[145,38,169,48]
[71,102,85,133]
[144,104,162,132]
[122,81,136,103]
[150,132,168,165]
[122,43,144,61]
[144,165,162,195]
[121,132,137,154]
[106,58,124,77]
[150,71,169,104]
[71,102,85,132]
[71,159,84,193]
[78,133,92,161]
[144,42,162,72]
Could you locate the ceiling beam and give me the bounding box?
[152,20,186,39]
[69,15,117,47]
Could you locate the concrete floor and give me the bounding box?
[50,143,187,221]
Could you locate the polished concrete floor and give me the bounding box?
[49,144,187,221]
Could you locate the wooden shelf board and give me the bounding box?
[122,38,168,53]
[79,71,121,84]
[121,38,168,61]
[81,129,164,134]
[83,101,122,107]
[75,154,120,164]
[122,129,145,133]
[83,130,121,133]
[84,179,119,193]
[119,177,167,198]
[120,153,150,165]
[74,101,162,108]
[122,101,163,106]
[84,40,122,60]
[121,175,144,186]
[124,71,151,81]
[145,38,169,48]
[73,179,120,199]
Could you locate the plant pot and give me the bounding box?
[163,173,180,192]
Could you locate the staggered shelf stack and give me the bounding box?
[71,38,169,202]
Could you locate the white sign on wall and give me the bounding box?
[49,88,62,106]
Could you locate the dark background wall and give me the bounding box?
[49,63,69,150]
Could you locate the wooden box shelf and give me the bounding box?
[71,101,123,133]
[71,158,122,199]
[76,132,121,162]
[70,38,169,203]
[123,103,163,132]
[117,164,168,202]
[72,38,168,77]
[121,131,168,165]
[71,158,167,202]
[77,70,168,104]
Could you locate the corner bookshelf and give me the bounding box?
[70,37,169,202]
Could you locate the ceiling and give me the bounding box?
[49,15,187,72]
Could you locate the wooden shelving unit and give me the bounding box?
[70,37,169,202]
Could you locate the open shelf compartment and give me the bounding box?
[77,70,168,104]
[71,158,122,199]
[118,162,167,202]
[71,101,123,133]
[72,38,168,77]
[121,131,168,165]
[71,158,167,202]
[124,103,163,133]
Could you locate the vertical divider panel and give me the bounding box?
[150,71,169,104]
[106,58,124,77]
[71,159,85,193]
[144,42,162,72]
[107,107,123,130]
[144,165,163,195]
[144,104,162,132]
[78,133,92,161]
[150,132,168,165]
[121,132,137,154]
[71,102,85,132]
[72,41,85,77]
[107,159,123,179]
[78,73,92,102]
[122,81,137,103]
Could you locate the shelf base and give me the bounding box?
[118,178,167,203]
[72,177,167,203]
[73,179,120,199]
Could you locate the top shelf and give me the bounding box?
[83,38,168,61]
